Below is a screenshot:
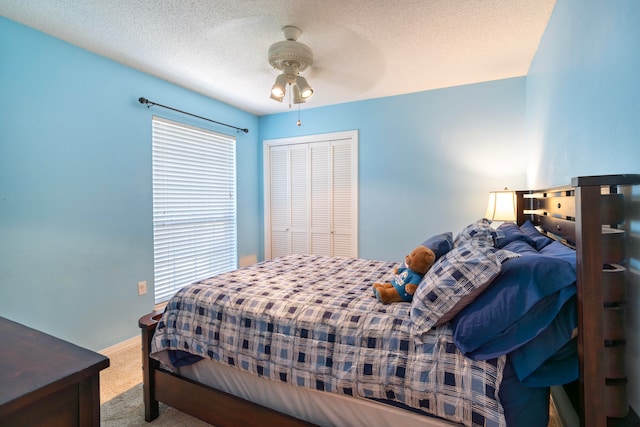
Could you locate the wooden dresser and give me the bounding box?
[0,317,110,426]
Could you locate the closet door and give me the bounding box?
[264,130,358,260]
[289,145,310,254]
[331,139,356,257]
[268,146,290,258]
[309,140,356,257]
[310,142,331,255]
[267,144,310,258]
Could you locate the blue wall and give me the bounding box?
[259,79,528,261]
[526,0,640,187]
[0,17,260,350]
[527,0,640,412]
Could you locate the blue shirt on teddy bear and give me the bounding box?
[392,261,424,302]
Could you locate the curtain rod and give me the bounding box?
[138,97,249,134]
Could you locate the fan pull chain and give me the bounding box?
[284,82,302,126]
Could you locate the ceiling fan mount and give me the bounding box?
[268,26,313,76]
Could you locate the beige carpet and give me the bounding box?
[99,339,212,426]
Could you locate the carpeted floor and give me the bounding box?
[99,339,212,426]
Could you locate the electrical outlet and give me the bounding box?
[138,281,147,296]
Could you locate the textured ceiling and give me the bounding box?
[1,0,556,116]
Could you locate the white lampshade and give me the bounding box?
[485,190,517,222]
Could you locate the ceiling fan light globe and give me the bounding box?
[270,93,284,102]
[295,76,314,99]
[292,84,306,104]
[270,74,287,102]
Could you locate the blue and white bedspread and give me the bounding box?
[151,254,506,427]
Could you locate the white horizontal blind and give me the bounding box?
[152,116,237,303]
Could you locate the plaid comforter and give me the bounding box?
[151,254,506,427]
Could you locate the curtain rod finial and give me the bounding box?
[138,97,148,104]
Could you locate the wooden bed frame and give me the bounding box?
[139,174,640,427]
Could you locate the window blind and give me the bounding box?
[152,116,237,303]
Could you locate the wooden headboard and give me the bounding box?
[515,174,640,426]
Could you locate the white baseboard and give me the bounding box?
[239,254,257,268]
[99,335,138,356]
[551,386,579,427]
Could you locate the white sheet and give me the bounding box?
[155,350,460,427]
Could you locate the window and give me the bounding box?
[152,116,237,303]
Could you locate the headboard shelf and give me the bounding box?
[602,263,626,302]
[523,190,627,236]
[517,174,640,426]
[526,192,576,218]
[571,173,640,187]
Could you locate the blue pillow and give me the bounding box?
[519,220,554,250]
[494,222,535,249]
[508,295,578,386]
[501,240,540,257]
[540,241,576,269]
[451,254,576,360]
[517,339,577,387]
[420,232,453,261]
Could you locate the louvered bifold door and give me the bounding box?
[310,142,331,255]
[331,139,356,257]
[268,146,290,258]
[289,145,310,254]
[265,130,358,260]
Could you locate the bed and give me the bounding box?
[139,174,640,427]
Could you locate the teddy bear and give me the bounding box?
[373,245,436,304]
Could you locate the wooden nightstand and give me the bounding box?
[0,316,110,426]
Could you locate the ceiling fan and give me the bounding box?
[268,26,314,104]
